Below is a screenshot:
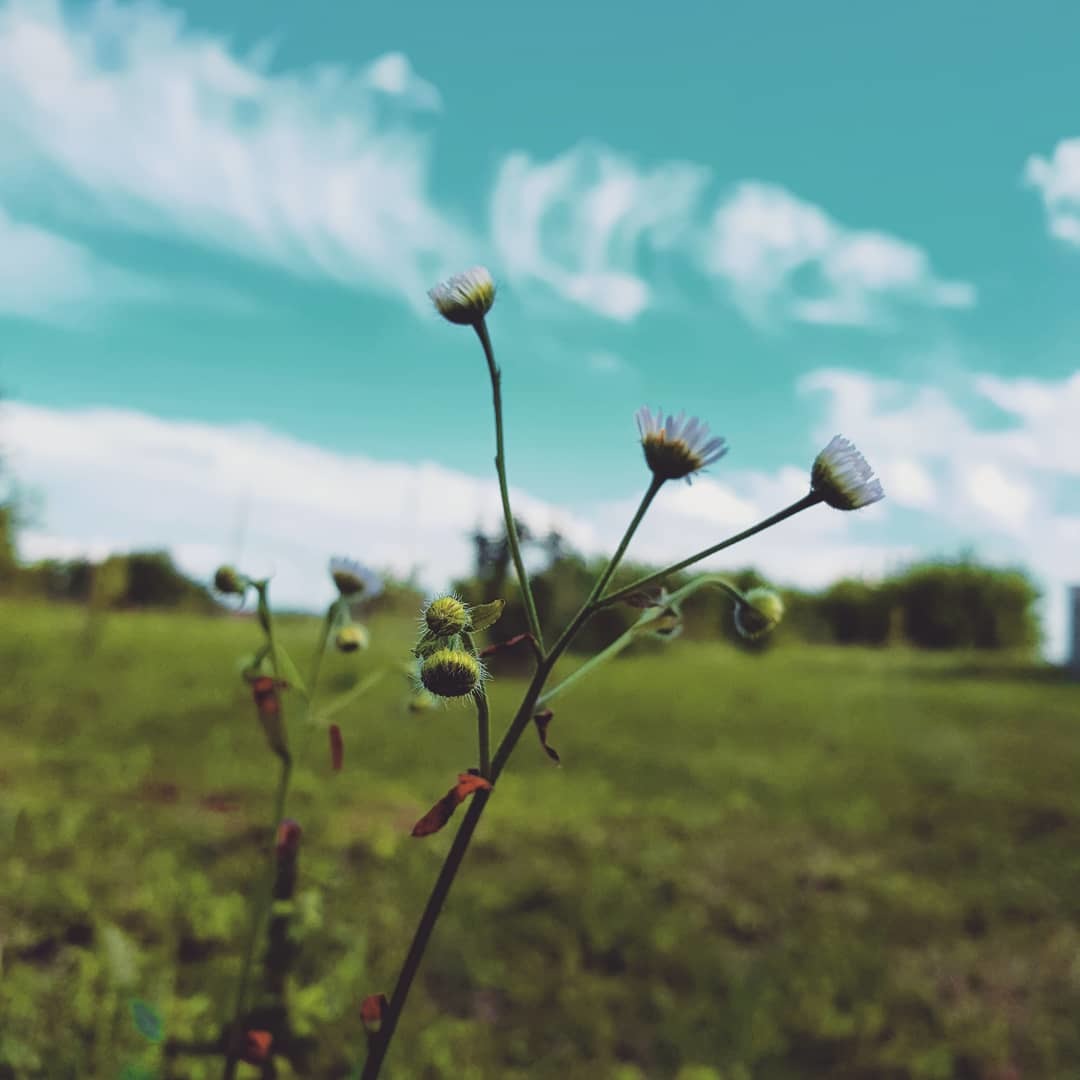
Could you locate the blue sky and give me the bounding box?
[1,0,1079,656]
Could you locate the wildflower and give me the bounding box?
[428,266,496,326]
[329,557,382,599]
[423,594,471,638]
[336,624,370,653]
[418,648,485,700]
[734,587,785,640]
[810,435,885,511]
[213,565,246,595]
[636,407,727,483]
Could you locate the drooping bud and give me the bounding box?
[418,648,484,700]
[213,565,246,595]
[734,587,785,640]
[275,819,302,859]
[336,624,370,653]
[423,595,471,638]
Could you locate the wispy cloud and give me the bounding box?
[0,201,157,321]
[1024,137,1080,244]
[702,182,975,327]
[491,142,709,321]
[489,143,974,327]
[0,0,469,308]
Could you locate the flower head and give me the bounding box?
[734,587,785,640]
[811,435,885,511]
[336,624,370,653]
[636,407,727,483]
[428,266,496,326]
[329,557,382,599]
[418,647,485,700]
[423,594,471,638]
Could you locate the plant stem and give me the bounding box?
[359,479,660,1079]
[463,631,491,778]
[223,754,292,1080]
[473,318,545,654]
[597,492,823,609]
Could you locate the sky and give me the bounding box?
[1,0,1078,657]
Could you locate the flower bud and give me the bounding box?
[734,587,785,640]
[213,565,246,595]
[329,557,382,599]
[336,624,370,653]
[428,266,496,326]
[419,648,483,699]
[423,595,470,638]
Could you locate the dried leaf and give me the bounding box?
[469,598,505,632]
[249,675,289,760]
[242,1030,273,1064]
[329,724,344,772]
[412,773,493,837]
[360,993,389,1034]
[532,708,561,764]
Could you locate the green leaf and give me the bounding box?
[130,998,164,1043]
[271,638,309,698]
[315,670,386,724]
[470,598,505,632]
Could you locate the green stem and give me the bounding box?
[536,627,637,707]
[360,479,661,1079]
[222,754,292,1080]
[293,600,337,769]
[598,492,823,609]
[462,631,491,778]
[473,318,545,654]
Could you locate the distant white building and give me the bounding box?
[1071,586,1080,675]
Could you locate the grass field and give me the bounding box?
[2,598,1079,1079]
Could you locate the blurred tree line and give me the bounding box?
[454,522,1042,660]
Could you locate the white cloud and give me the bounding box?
[0,202,155,320]
[1024,138,1080,244]
[490,142,710,320]
[703,183,976,327]
[0,0,469,308]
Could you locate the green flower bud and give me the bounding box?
[419,648,483,699]
[734,587,785,640]
[336,625,370,653]
[423,595,471,638]
[213,565,246,595]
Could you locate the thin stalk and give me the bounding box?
[473,318,545,654]
[360,480,660,1079]
[222,754,292,1080]
[536,627,637,707]
[463,631,491,778]
[598,492,823,609]
[293,601,336,768]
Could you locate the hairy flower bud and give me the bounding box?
[419,648,483,699]
[424,595,471,638]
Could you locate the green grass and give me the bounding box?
[2,599,1079,1079]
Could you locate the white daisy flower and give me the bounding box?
[329,557,383,599]
[635,407,728,483]
[810,435,885,511]
[428,266,496,326]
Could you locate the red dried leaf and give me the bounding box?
[249,675,287,714]
[329,724,344,772]
[411,773,493,837]
[360,993,389,1034]
[533,708,561,764]
[478,632,538,659]
[241,1029,273,1064]
[275,818,302,858]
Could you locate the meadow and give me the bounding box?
[2,598,1079,1079]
